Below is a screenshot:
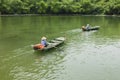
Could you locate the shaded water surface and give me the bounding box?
[0,16,120,80]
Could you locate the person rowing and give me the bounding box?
[85,24,90,30]
[41,36,48,47]
[33,36,48,50]
[82,24,91,30]
[86,24,90,30]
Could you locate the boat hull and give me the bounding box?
[33,37,65,51]
[82,26,100,31]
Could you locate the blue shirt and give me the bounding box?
[41,40,47,46]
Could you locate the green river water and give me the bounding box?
[0,15,120,80]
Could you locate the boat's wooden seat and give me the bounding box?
[50,40,60,43]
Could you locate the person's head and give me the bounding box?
[41,36,47,40]
[87,24,89,26]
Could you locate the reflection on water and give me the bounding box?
[61,30,120,80]
[9,28,120,80]
[0,16,120,80]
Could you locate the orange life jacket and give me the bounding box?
[34,44,44,49]
[38,44,44,49]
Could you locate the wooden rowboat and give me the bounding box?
[33,37,65,51]
[82,26,100,31]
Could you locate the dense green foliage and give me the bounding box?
[0,0,120,15]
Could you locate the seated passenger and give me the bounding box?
[41,36,48,47]
[86,24,90,30]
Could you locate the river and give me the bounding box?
[0,15,120,80]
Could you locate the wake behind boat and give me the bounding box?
[33,37,65,51]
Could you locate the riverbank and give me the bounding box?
[0,14,120,17]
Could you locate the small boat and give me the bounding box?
[82,26,100,31]
[33,37,65,51]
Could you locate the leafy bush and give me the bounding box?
[1,0,120,15]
